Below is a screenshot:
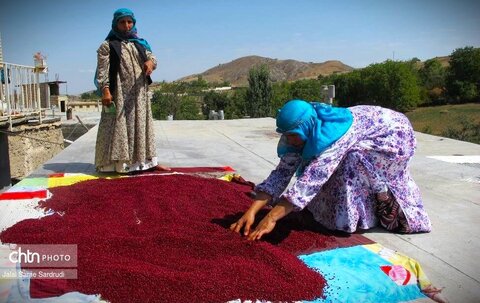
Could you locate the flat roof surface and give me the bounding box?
[18,117,480,302]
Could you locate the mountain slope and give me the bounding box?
[177,55,354,86]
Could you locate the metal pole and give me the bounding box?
[36,72,42,124]
[29,71,34,110]
[19,67,25,110]
[5,65,12,131]
[14,66,23,111]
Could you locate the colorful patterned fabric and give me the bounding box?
[256,105,431,233]
[299,244,432,303]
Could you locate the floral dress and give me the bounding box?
[95,40,158,173]
[256,106,432,233]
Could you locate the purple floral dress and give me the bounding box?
[256,106,432,233]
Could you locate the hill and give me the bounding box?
[176,55,354,86]
[433,55,450,67]
[413,55,450,69]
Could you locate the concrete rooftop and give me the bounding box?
[13,116,480,302]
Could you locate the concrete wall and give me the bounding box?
[50,95,69,112]
[69,101,100,112]
[8,123,64,180]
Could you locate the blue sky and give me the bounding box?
[1,0,479,95]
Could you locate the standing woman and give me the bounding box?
[95,8,169,173]
[231,100,432,240]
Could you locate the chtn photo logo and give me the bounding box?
[8,246,72,264]
[5,244,77,267]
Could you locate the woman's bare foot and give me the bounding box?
[376,191,389,202]
[155,164,171,171]
[422,285,449,303]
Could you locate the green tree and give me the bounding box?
[151,82,187,119]
[361,60,421,111]
[270,81,293,117]
[151,90,177,120]
[245,64,273,117]
[188,76,209,93]
[225,88,247,119]
[448,81,478,102]
[80,91,98,100]
[176,96,203,120]
[420,59,446,90]
[290,79,323,102]
[329,60,421,111]
[151,89,202,120]
[410,57,421,64]
[271,81,292,116]
[446,46,480,102]
[330,71,365,107]
[202,91,229,117]
[419,58,447,104]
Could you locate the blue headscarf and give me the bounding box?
[276,100,353,161]
[95,8,152,92]
[105,8,152,52]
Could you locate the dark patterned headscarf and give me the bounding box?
[105,8,151,51]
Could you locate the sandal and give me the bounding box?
[375,191,411,233]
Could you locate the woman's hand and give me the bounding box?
[101,87,112,106]
[230,209,256,236]
[247,214,277,241]
[247,198,294,241]
[230,192,272,236]
[144,60,154,76]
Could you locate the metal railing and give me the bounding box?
[0,61,44,130]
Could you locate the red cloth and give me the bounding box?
[170,166,235,172]
[48,173,66,178]
[0,190,47,200]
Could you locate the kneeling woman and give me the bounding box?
[230,100,431,240]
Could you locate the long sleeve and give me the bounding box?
[282,126,359,211]
[146,49,157,69]
[96,41,110,89]
[283,147,347,211]
[255,153,302,205]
